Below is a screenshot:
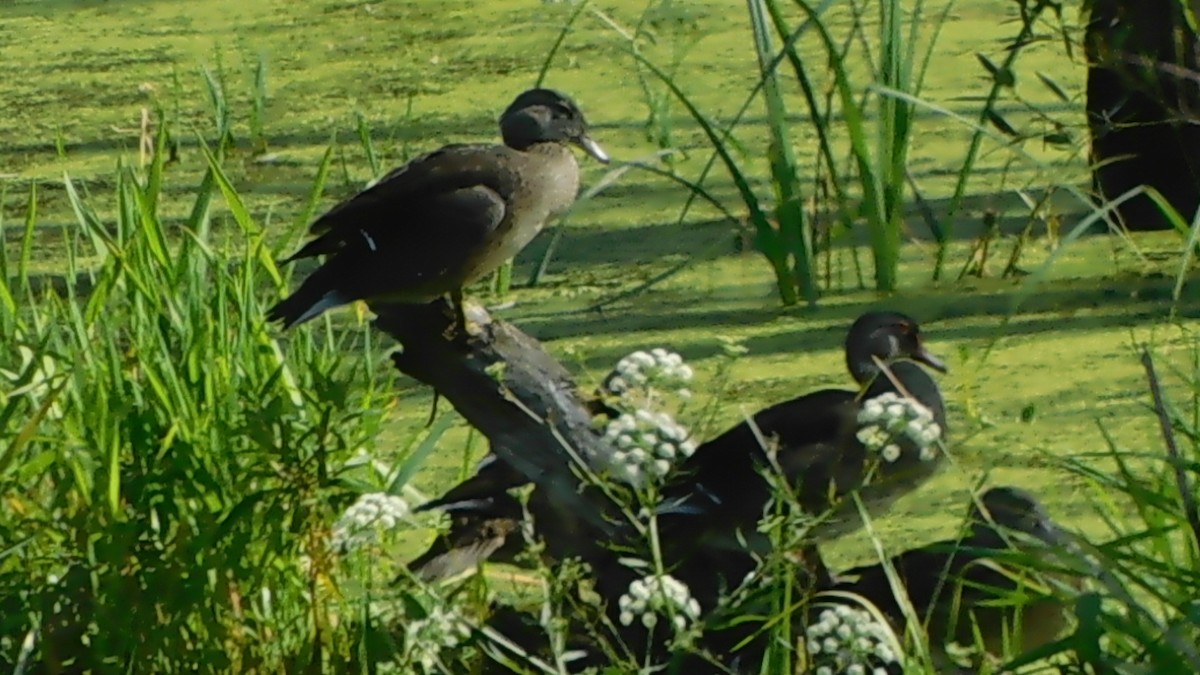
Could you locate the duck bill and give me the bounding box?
[914,345,949,374]
[575,135,610,164]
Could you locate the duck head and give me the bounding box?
[845,310,948,384]
[970,485,1067,547]
[499,88,609,163]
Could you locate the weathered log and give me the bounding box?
[372,299,619,550]
[374,298,835,669]
[1086,0,1200,230]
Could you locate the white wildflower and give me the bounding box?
[605,347,694,399]
[855,392,943,465]
[653,459,671,477]
[330,492,410,553]
[402,605,471,673]
[617,573,701,634]
[804,603,902,673]
[598,409,695,487]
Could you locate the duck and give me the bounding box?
[404,491,526,582]
[268,88,609,332]
[656,310,949,555]
[829,486,1081,669]
[412,451,528,515]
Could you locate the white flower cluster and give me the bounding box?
[617,573,702,632]
[606,348,694,399]
[402,605,472,673]
[600,410,696,487]
[330,492,410,553]
[805,604,900,675]
[856,392,942,463]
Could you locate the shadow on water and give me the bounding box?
[508,271,1197,372]
[0,94,1079,161]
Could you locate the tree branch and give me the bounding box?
[372,299,617,543]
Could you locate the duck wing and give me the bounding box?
[284,144,522,263]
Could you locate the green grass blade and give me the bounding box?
[535,0,589,87]
[387,413,457,495]
[18,182,36,296]
[591,6,795,304]
[286,141,335,251]
[789,0,892,289]
[355,112,381,180]
[750,0,813,304]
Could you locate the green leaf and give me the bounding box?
[0,378,66,480]
[1036,71,1070,102]
[975,52,1015,87]
[387,413,457,494]
[986,109,1020,137]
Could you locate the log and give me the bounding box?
[372,299,619,552]
[373,299,845,669]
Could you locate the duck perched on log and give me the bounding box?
[269,88,608,333]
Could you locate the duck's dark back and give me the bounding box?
[663,388,857,521]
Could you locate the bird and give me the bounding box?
[404,491,526,582]
[267,88,609,333]
[655,310,949,555]
[828,486,1081,669]
[412,452,528,515]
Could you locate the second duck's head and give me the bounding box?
[845,310,948,383]
[970,485,1066,547]
[499,88,609,163]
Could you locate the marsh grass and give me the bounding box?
[0,109,401,670]
[584,0,1103,309]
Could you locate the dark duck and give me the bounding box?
[268,88,608,332]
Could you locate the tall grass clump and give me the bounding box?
[594,0,954,303]
[591,2,837,306]
[763,0,955,293]
[0,109,398,670]
[937,0,1076,279]
[1036,345,1200,673]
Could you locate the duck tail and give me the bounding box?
[414,497,493,514]
[266,283,349,329]
[655,483,723,518]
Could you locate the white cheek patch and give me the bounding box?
[887,334,900,356]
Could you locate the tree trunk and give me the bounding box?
[1086,0,1200,230]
